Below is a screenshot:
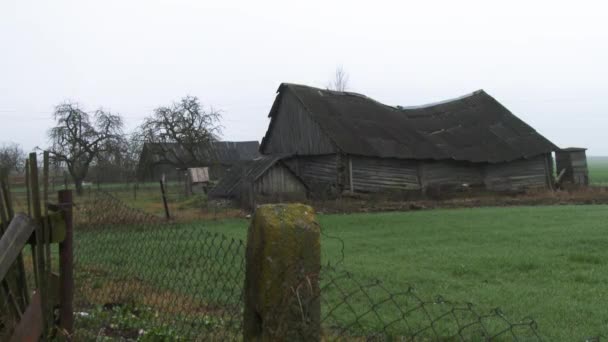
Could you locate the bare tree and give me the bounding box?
[48,102,124,194]
[0,143,25,175]
[122,132,144,182]
[327,65,350,92]
[140,96,222,167]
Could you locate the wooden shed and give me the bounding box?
[260,83,559,196]
[208,155,307,206]
[186,167,210,194]
[555,147,589,186]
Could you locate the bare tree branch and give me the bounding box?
[0,143,25,175]
[47,102,124,194]
[139,96,223,168]
[327,65,350,92]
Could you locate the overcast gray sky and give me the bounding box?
[1,0,607,154]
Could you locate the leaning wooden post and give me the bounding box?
[58,189,74,335]
[160,179,170,220]
[244,204,321,341]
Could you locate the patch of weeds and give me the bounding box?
[568,254,602,265]
[74,302,231,340]
[74,304,184,341]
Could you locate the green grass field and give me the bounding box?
[589,156,608,185]
[75,205,608,340]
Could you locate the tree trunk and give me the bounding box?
[74,178,84,196]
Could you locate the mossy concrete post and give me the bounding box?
[244,204,321,341]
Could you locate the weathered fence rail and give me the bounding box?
[0,214,36,281]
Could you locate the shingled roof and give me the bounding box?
[261,84,558,163]
[141,141,260,167]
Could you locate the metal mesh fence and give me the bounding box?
[73,192,245,340]
[318,267,541,341]
[73,191,545,341]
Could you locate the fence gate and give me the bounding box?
[0,152,74,341]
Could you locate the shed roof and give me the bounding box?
[558,147,587,152]
[141,141,260,167]
[188,167,209,183]
[261,84,558,163]
[208,154,299,198]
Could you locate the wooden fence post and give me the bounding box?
[160,180,170,220]
[58,190,74,335]
[243,204,321,341]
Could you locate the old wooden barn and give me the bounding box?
[259,83,559,196]
[137,141,260,181]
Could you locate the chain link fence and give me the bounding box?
[73,191,545,341]
[74,192,245,340]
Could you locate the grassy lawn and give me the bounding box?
[75,205,608,340]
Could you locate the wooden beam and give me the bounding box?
[160,179,170,220]
[9,292,42,342]
[29,152,49,340]
[0,214,36,281]
[348,156,354,193]
[0,175,28,310]
[58,190,74,335]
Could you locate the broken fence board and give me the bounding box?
[0,214,36,281]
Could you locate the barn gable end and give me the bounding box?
[261,89,337,155]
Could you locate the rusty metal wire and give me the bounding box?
[318,266,542,341]
[74,191,547,341]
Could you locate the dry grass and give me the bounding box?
[312,187,608,214]
[75,266,234,317]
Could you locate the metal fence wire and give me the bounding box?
[74,192,245,340]
[73,191,543,341]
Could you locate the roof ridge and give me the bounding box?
[282,83,486,111]
[281,82,372,99]
[397,90,486,110]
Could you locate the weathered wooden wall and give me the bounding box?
[420,161,484,188]
[556,150,588,185]
[254,163,307,196]
[350,156,420,192]
[484,154,549,191]
[281,153,551,195]
[144,163,226,182]
[283,155,338,195]
[262,91,337,155]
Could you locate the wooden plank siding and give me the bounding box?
[283,155,338,194]
[484,155,550,191]
[262,91,337,155]
[350,156,420,192]
[283,154,551,195]
[556,150,588,185]
[569,151,589,184]
[420,161,484,187]
[253,164,307,196]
